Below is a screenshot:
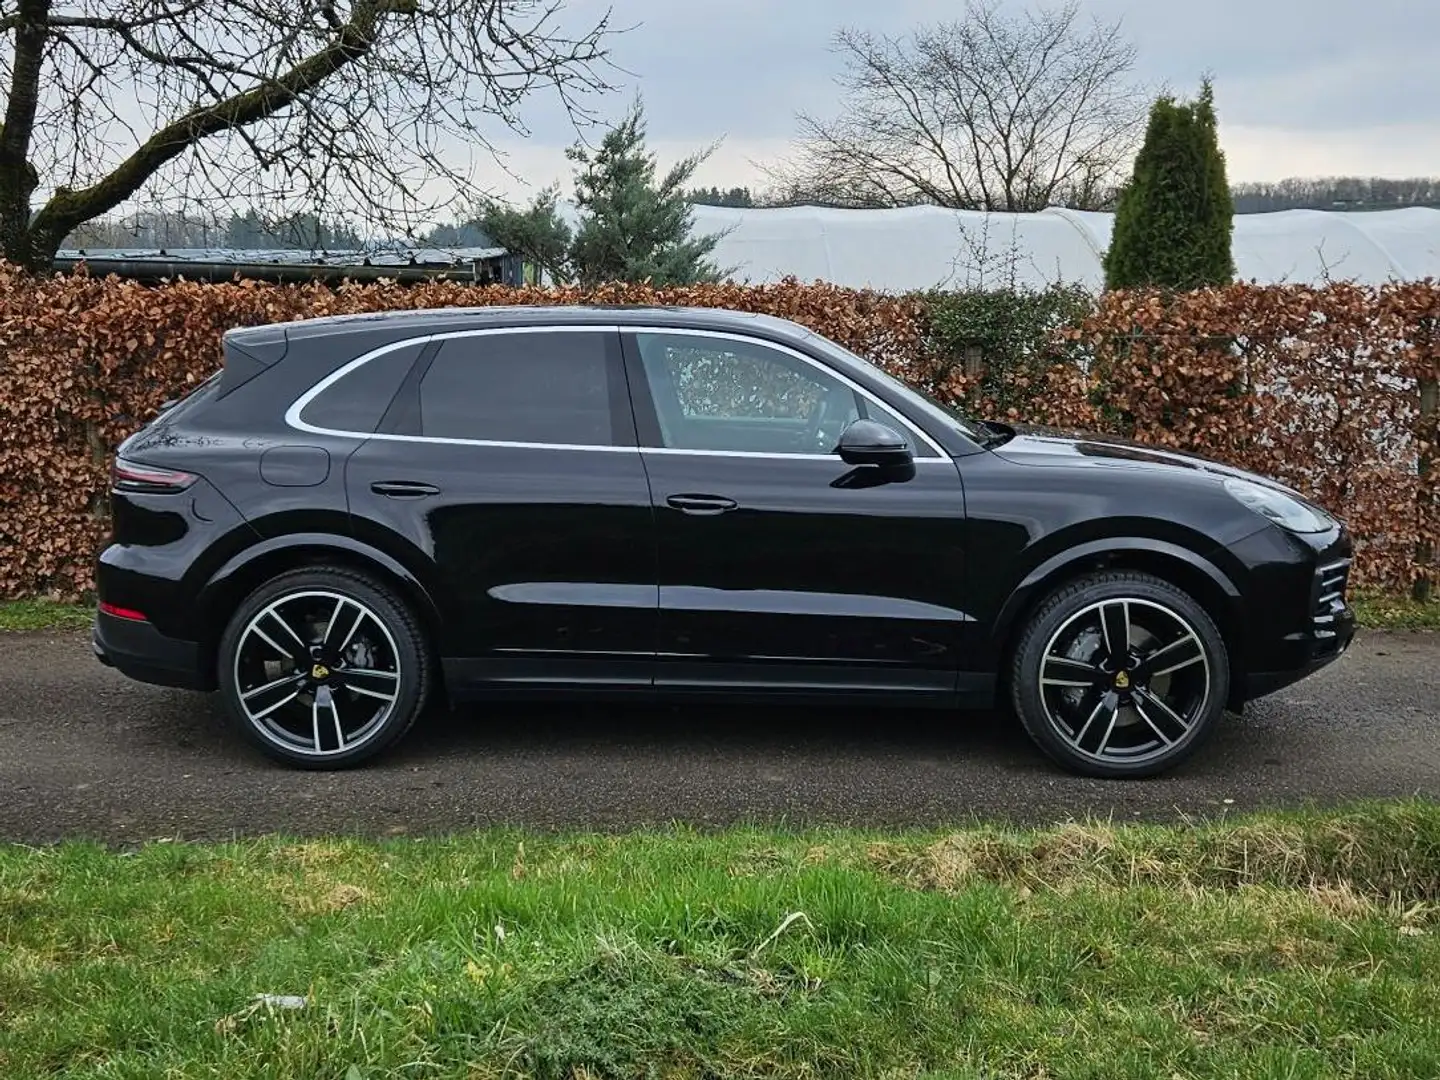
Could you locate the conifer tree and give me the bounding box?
[479,98,723,286]
[1104,81,1234,290]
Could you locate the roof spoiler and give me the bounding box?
[218,324,288,397]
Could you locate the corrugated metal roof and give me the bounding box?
[56,245,509,267]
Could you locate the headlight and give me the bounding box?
[1223,478,1331,533]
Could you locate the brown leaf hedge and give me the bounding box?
[0,266,1435,601]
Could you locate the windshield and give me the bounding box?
[803,332,986,442]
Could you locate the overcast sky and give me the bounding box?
[475,0,1440,200]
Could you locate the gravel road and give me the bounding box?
[0,630,1435,843]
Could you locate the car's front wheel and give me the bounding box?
[1010,571,1229,779]
[218,567,432,768]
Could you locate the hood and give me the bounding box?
[989,422,1308,497]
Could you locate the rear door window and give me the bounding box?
[418,331,628,446]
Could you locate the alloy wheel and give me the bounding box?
[1037,597,1212,768]
[232,589,403,758]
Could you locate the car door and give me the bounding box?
[622,327,972,700]
[344,325,657,692]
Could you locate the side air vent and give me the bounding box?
[1312,558,1351,648]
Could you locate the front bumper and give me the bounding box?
[1244,606,1355,699]
[1237,541,1357,702]
[93,610,214,692]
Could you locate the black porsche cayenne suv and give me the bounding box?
[94,305,1355,776]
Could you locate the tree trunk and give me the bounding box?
[0,0,50,271]
[0,194,40,271]
[1417,372,1438,603]
[0,0,394,274]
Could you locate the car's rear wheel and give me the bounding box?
[218,567,432,768]
[1010,571,1229,779]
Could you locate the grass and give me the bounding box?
[3,802,1440,1079]
[0,599,94,633]
[1349,588,1440,631]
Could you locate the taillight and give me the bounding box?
[99,601,147,622]
[111,457,198,494]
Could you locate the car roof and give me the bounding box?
[224,304,813,349]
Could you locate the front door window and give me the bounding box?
[634,332,922,456]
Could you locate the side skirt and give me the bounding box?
[441,657,995,710]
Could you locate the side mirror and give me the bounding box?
[836,418,914,469]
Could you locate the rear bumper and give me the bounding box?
[92,611,214,692]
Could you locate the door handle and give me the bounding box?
[666,494,738,515]
[370,480,441,498]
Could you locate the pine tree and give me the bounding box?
[476,185,574,284]
[476,98,725,286]
[567,99,724,286]
[685,186,757,208]
[1103,80,1234,290]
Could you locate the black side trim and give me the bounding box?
[1243,612,1355,702]
[378,339,441,435]
[618,330,666,448]
[440,656,994,709]
[602,331,640,447]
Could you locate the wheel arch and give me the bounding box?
[992,539,1247,709]
[197,532,443,679]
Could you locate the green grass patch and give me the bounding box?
[0,598,93,632]
[1350,588,1440,631]
[3,802,1440,1078]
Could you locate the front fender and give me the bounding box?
[990,536,1244,648]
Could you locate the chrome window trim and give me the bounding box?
[285,323,954,464]
[286,325,631,452]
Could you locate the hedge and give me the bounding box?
[0,266,1435,600]
[1073,284,1440,596]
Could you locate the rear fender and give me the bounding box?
[199,531,442,645]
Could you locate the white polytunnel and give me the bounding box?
[660,204,1440,292]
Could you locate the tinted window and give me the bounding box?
[802,330,981,444]
[419,332,618,446]
[635,332,931,456]
[300,344,421,433]
[155,368,222,426]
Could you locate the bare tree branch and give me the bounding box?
[764,0,1145,213]
[0,0,617,269]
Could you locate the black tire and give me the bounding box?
[217,566,432,769]
[1009,571,1229,779]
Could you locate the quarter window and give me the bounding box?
[419,332,621,446]
[299,343,421,434]
[634,332,930,456]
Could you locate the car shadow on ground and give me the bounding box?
[140,684,1276,786]
[164,688,1042,767]
[399,699,1035,758]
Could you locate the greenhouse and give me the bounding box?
[682,204,1440,292]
